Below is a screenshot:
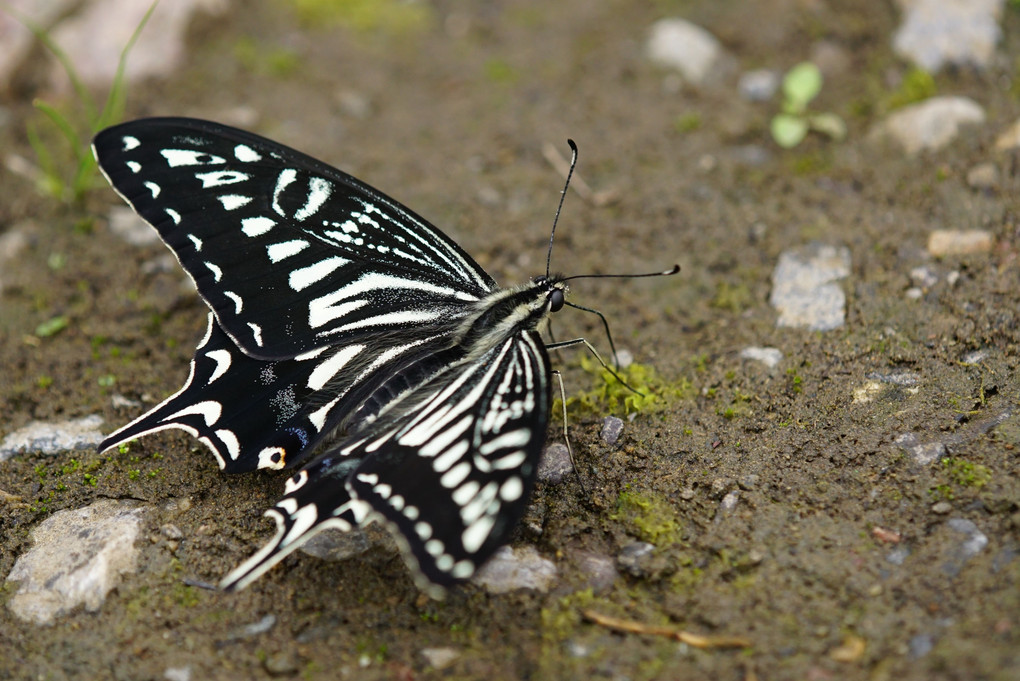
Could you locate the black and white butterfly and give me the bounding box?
[93,118,676,596]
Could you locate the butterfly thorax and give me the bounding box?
[455,276,567,362]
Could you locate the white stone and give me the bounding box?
[48,0,227,89]
[6,500,146,625]
[646,18,730,86]
[0,415,105,460]
[893,0,1003,72]
[740,346,783,369]
[869,97,985,155]
[769,244,851,331]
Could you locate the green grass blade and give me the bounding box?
[3,3,99,123]
[97,0,159,131]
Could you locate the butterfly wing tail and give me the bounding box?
[219,461,366,591]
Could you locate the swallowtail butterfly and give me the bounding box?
[93,118,676,596]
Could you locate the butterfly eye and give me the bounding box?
[549,288,565,312]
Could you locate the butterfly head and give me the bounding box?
[533,274,568,313]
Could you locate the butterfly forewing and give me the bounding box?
[92,118,495,360]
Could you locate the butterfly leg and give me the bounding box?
[551,369,588,495]
[546,337,643,397]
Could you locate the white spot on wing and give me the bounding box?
[440,461,471,489]
[196,170,250,188]
[165,208,182,225]
[205,349,232,384]
[144,181,160,198]
[247,322,264,347]
[462,515,495,553]
[258,447,286,469]
[242,216,276,236]
[219,194,252,211]
[224,291,243,314]
[293,177,332,221]
[267,239,310,263]
[234,144,261,162]
[215,429,241,460]
[306,344,365,391]
[204,261,222,282]
[123,136,140,151]
[166,400,222,426]
[161,148,225,167]
[272,168,297,216]
[289,257,349,292]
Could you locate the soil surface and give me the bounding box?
[1,2,1018,680]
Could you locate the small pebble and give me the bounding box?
[617,541,656,577]
[931,501,953,515]
[738,69,779,101]
[740,346,783,369]
[966,162,999,190]
[887,546,911,566]
[420,647,460,671]
[928,229,994,257]
[601,416,624,445]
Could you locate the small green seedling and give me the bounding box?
[10,1,156,204]
[770,62,846,148]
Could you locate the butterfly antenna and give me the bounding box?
[546,139,579,279]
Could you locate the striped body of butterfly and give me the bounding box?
[93,118,673,596]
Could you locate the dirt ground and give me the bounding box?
[1,1,1018,679]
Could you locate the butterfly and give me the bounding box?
[93,118,677,596]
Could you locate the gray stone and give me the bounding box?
[538,442,573,484]
[738,69,779,101]
[869,97,985,155]
[0,415,105,460]
[600,416,624,445]
[299,526,372,562]
[716,490,740,518]
[894,432,947,466]
[769,244,851,331]
[473,545,557,594]
[908,632,935,658]
[617,541,655,577]
[570,550,618,593]
[6,500,146,625]
[893,0,1003,72]
[942,518,988,576]
[886,546,911,565]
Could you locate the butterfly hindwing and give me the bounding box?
[92,118,495,360]
[219,331,550,593]
[98,314,459,472]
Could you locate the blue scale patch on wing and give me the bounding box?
[92,118,495,360]
[219,332,550,595]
